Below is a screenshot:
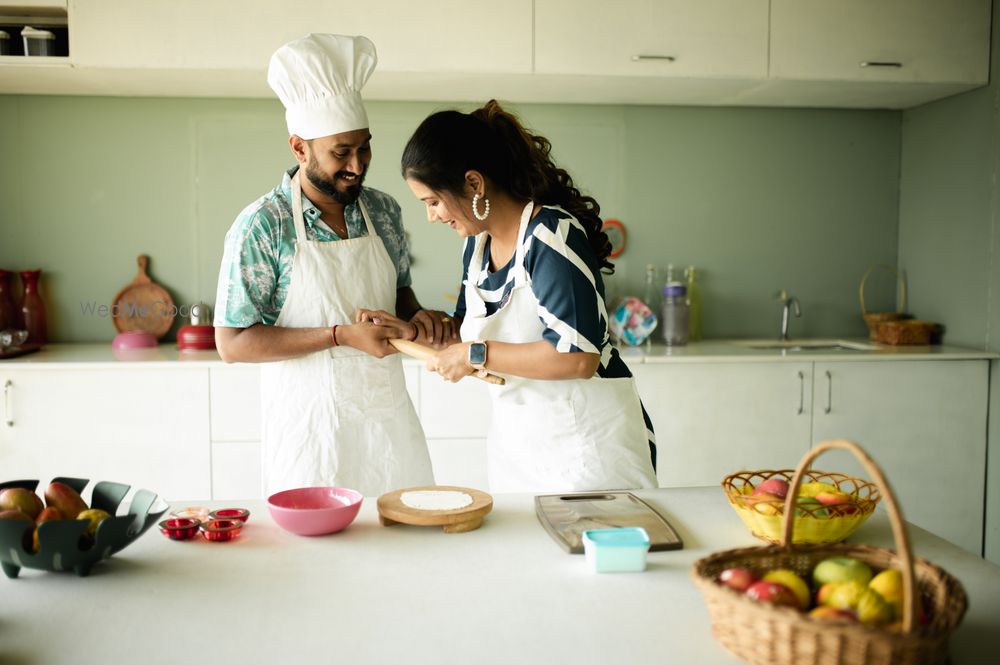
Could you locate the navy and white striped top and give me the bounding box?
[454,205,656,461]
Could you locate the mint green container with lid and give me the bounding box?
[582,527,651,573]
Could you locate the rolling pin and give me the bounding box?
[390,339,505,385]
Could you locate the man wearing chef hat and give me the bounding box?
[214,34,449,496]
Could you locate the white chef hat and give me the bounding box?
[267,33,377,140]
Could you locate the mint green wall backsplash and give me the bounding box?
[0,95,900,342]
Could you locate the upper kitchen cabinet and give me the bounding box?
[534,0,768,79]
[0,0,991,108]
[70,0,531,75]
[0,0,532,98]
[770,0,990,84]
[742,0,992,108]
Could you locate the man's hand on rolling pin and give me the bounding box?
[349,309,416,357]
[427,341,476,383]
[409,309,459,348]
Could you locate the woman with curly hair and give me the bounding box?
[400,100,657,493]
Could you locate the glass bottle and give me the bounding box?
[661,281,689,346]
[641,264,660,349]
[642,264,660,316]
[685,266,702,342]
[19,269,47,345]
[0,269,21,331]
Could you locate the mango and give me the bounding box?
[0,487,44,519]
[869,569,904,619]
[799,482,840,498]
[76,508,110,538]
[0,509,34,552]
[826,581,868,610]
[32,506,64,553]
[809,606,857,622]
[763,569,811,609]
[44,482,87,520]
[857,588,894,625]
[816,582,842,606]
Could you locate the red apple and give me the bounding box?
[752,477,789,499]
[717,567,758,592]
[745,580,800,608]
[746,492,784,515]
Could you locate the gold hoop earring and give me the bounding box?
[472,192,490,221]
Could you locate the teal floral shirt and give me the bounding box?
[214,167,413,327]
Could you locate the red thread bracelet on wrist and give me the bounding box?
[330,324,338,347]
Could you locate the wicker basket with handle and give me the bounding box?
[860,265,908,341]
[691,440,967,665]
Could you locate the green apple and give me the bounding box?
[813,556,873,587]
[795,497,831,518]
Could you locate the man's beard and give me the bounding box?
[305,157,367,205]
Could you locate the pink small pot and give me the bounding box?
[112,330,157,350]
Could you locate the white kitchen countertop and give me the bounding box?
[3,488,998,664]
[1,340,995,370]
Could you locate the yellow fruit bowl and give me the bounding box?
[722,469,881,544]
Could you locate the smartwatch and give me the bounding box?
[468,341,488,370]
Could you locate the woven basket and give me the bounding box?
[860,265,908,341]
[874,320,940,346]
[723,469,880,544]
[692,440,968,665]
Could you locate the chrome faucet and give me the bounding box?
[777,289,801,340]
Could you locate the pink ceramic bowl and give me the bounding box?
[267,487,363,536]
[112,330,157,350]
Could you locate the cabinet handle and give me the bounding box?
[3,379,12,427]
[797,371,805,415]
[860,61,903,69]
[824,370,833,414]
[631,54,676,62]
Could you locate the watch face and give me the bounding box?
[469,342,487,366]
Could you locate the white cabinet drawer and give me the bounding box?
[209,365,261,442]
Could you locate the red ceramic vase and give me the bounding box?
[0,269,21,331]
[19,269,47,345]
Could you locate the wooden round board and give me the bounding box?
[112,255,175,338]
[377,486,493,533]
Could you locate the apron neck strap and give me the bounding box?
[467,200,536,287]
[512,201,535,280]
[290,170,309,242]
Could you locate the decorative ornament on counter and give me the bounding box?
[609,296,657,347]
[19,269,47,345]
[111,255,175,339]
[0,269,21,331]
[177,302,216,351]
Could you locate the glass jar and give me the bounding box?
[661,282,689,346]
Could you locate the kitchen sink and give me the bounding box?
[734,339,881,352]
